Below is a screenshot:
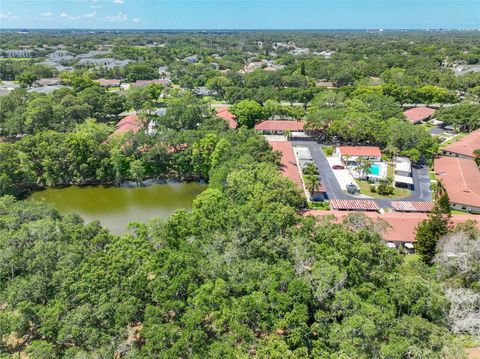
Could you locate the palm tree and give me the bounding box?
[303,162,319,176]
[305,174,319,197]
[303,162,320,196]
[385,144,399,159]
[355,158,372,180]
[432,179,447,201]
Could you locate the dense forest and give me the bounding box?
[1,164,478,358]
[0,30,479,357]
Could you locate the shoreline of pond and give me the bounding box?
[29,178,207,193]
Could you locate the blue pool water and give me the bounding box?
[370,163,381,176]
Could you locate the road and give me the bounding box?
[293,141,432,209]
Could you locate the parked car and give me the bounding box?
[310,194,324,202]
[346,183,359,195]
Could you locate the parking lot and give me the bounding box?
[292,141,432,209]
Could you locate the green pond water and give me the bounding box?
[29,182,207,235]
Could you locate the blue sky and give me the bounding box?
[0,0,478,29]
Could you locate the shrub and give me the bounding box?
[323,146,334,156]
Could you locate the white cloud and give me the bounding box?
[41,12,54,17]
[104,11,128,22]
[113,0,124,4]
[132,17,140,23]
[0,12,12,19]
[84,11,96,18]
[60,12,80,20]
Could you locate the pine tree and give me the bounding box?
[300,62,306,76]
[415,180,451,265]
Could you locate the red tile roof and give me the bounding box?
[268,140,303,190]
[302,210,480,243]
[442,129,480,158]
[337,146,382,157]
[315,81,336,88]
[113,114,142,135]
[215,107,237,129]
[116,114,139,128]
[434,156,480,208]
[96,78,120,87]
[131,79,170,87]
[329,199,379,211]
[404,106,436,124]
[255,120,305,132]
[390,201,434,212]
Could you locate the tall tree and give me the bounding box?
[303,162,319,196]
[230,100,264,128]
[415,181,451,265]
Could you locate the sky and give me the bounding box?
[0,0,478,30]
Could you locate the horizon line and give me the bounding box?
[1,28,479,31]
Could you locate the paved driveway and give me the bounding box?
[293,141,432,209]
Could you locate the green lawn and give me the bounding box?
[450,209,480,215]
[204,96,227,105]
[429,171,437,181]
[387,162,394,178]
[308,201,330,210]
[0,57,32,61]
[355,162,411,199]
[356,180,411,199]
[439,132,467,148]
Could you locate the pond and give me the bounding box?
[29,182,207,235]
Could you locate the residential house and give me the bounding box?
[78,58,134,69]
[193,86,214,97]
[315,81,337,89]
[38,59,73,72]
[268,140,303,190]
[335,146,382,165]
[434,156,480,213]
[0,82,20,92]
[239,61,264,74]
[96,79,121,88]
[441,129,480,159]
[403,106,436,124]
[184,55,198,63]
[312,50,335,58]
[34,78,61,87]
[215,107,237,129]
[47,50,75,61]
[112,114,143,137]
[28,85,67,94]
[289,47,310,56]
[77,50,111,59]
[130,79,170,88]
[302,210,480,249]
[254,120,305,134]
[0,49,33,58]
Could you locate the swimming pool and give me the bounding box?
[370,163,381,176]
